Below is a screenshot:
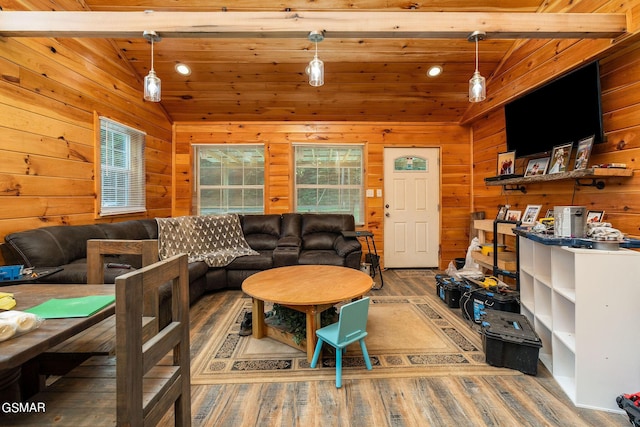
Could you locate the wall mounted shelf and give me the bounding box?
[484,167,633,192]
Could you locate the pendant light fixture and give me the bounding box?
[143,30,161,102]
[306,31,325,87]
[468,30,486,103]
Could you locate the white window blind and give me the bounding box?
[99,117,146,216]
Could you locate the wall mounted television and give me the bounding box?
[505,61,605,158]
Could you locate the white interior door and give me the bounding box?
[383,148,440,268]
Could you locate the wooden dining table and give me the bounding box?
[0,283,115,401]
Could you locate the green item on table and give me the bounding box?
[24,295,115,319]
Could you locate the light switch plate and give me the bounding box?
[376,189,382,197]
[366,189,374,198]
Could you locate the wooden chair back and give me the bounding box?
[87,239,159,285]
[115,253,191,426]
[6,253,192,426]
[87,239,160,330]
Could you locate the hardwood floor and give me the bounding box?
[184,269,630,427]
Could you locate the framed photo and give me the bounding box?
[524,157,550,177]
[586,210,604,223]
[497,151,516,176]
[574,135,595,170]
[548,142,573,174]
[545,209,554,219]
[496,204,510,221]
[505,210,522,222]
[522,204,543,225]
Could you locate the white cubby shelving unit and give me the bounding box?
[519,236,640,413]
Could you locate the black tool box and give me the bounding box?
[435,274,464,308]
[480,310,542,375]
[617,393,640,426]
[460,286,520,323]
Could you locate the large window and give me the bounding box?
[294,144,364,224]
[195,145,265,214]
[99,117,146,216]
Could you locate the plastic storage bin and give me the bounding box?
[481,310,542,375]
[435,274,463,308]
[460,287,520,323]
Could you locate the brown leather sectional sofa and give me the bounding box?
[2,213,362,307]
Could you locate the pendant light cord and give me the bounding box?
[475,37,479,73]
[150,38,155,71]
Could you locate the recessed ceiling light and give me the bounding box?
[427,65,443,78]
[175,63,191,76]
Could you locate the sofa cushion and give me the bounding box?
[300,214,356,251]
[4,224,108,267]
[241,214,281,250]
[226,251,273,270]
[97,220,159,268]
[298,214,360,268]
[281,213,302,238]
[98,220,155,240]
[334,235,363,257]
[298,250,346,266]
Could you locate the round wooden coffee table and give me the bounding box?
[241,265,373,361]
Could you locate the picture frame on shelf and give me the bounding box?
[524,157,550,177]
[586,210,604,223]
[545,209,554,218]
[505,210,522,222]
[522,205,543,225]
[497,151,516,176]
[548,142,573,174]
[496,205,510,221]
[574,135,595,170]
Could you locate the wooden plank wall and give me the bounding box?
[173,122,472,269]
[0,35,173,263]
[471,38,640,239]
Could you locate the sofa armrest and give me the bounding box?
[333,235,362,257]
[273,246,301,267]
[277,236,301,248]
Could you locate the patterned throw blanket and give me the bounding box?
[156,214,258,267]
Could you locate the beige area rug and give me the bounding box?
[191,295,521,385]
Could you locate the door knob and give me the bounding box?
[385,204,389,208]
[385,213,390,217]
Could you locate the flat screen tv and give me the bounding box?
[505,61,604,158]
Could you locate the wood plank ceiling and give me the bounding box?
[4,1,612,123]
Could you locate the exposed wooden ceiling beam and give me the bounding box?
[0,11,627,39]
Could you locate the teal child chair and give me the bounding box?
[310,297,373,388]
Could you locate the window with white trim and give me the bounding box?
[99,117,146,216]
[194,145,265,214]
[294,144,364,224]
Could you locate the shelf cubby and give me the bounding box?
[518,235,640,413]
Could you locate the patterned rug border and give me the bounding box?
[191,293,520,385]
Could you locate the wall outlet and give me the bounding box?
[376,189,382,197]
